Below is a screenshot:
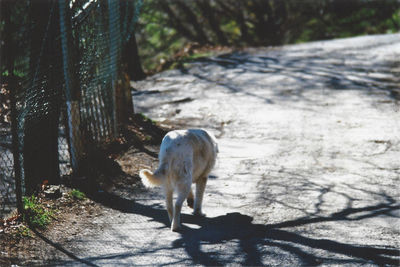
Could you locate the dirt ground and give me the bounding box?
[1,34,400,266]
[0,116,164,266]
[1,189,104,266]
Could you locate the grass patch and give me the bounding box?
[16,225,33,238]
[69,189,86,200]
[23,195,53,229]
[138,113,157,125]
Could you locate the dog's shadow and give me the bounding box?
[89,190,399,266]
[173,212,263,266]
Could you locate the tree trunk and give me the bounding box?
[215,0,251,45]
[197,0,228,45]
[2,0,24,213]
[24,0,61,194]
[159,1,198,42]
[124,33,146,81]
[175,0,209,44]
[115,72,134,124]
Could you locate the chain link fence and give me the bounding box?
[0,0,142,219]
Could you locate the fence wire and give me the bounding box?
[0,0,142,219]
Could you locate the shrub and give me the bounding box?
[22,195,52,229]
[70,189,86,200]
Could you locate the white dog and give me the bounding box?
[139,129,218,231]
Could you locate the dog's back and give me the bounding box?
[140,129,218,187]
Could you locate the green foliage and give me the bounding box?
[185,51,215,61]
[136,0,400,72]
[2,0,398,76]
[138,113,157,125]
[220,20,241,43]
[2,69,26,78]
[69,189,86,200]
[16,225,33,238]
[22,195,53,229]
[1,0,30,76]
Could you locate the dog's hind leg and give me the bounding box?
[193,177,207,217]
[165,187,173,223]
[171,181,191,232]
[187,189,194,209]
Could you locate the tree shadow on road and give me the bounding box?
[183,47,400,104]
[174,206,399,266]
[87,189,399,266]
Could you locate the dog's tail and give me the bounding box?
[139,163,167,188]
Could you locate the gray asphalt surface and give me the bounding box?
[61,34,400,266]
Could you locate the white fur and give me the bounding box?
[139,129,218,231]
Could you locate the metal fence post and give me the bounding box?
[59,0,84,173]
[108,0,121,137]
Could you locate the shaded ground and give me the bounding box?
[0,187,105,266]
[2,34,400,266]
[0,116,165,266]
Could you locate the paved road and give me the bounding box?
[66,34,400,266]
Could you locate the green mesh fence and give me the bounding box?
[0,0,142,219]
